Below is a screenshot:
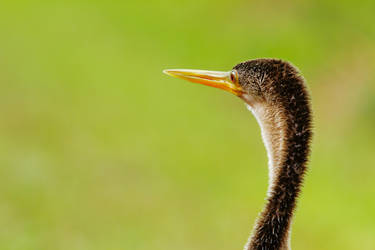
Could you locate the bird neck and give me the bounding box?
[245,101,311,250]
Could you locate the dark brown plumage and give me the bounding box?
[234,59,312,249]
[164,58,312,250]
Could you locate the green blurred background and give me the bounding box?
[1,0,374,249]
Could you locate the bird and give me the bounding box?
[163,58,312,250]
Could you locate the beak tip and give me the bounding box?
[163,69,172,76]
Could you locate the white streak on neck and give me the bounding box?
[246,103,286,195]
[246,103,275,193]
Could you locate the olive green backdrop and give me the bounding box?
[0,0,374,249]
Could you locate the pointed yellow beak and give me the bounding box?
[163,69,244,96]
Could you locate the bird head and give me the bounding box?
[163,58,304,109]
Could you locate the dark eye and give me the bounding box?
[230,70,238,83]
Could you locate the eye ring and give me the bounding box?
[230,70,238,83]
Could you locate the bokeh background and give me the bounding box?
[1,0,375,249]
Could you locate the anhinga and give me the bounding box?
[163,59,312,250]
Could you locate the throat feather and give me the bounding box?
[248,103,287,194]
